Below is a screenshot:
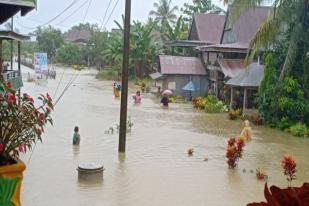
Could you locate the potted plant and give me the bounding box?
[0,81,53,206]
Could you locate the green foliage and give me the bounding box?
[192,95,227,113]
[0,177,21,206]
[36,26,64,59]
[95,67,119,81]
[56,43,81,65]
[181,0,225,22]
[290,123,307,137]
[277,117,290,131]
[149,0,178,28]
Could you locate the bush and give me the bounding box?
[96,68,118,80]
[277,117,290,131]
[290,123,307,137]
[228,110,237,120]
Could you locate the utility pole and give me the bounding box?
[10,17,13,70]
[118,0,131,153]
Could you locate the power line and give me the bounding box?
[83,0,93,23]
[26,0,81,30]
[102,0,120,30]
[100,0,113,30]
[56,0,89,26]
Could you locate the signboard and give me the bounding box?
[34,53,48,74]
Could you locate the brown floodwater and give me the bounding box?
[20,68,309,206]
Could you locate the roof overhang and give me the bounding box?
[0,0,36,24]
[197,42,249,53]
[165,40,214,48]
[0,30,30,41]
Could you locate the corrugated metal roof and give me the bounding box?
[0,0,36,23]
[197,42,248,53]
[66,30,91,43]
[226,63,264,87]
[159,55,207,75]
[223,7,271,44]
[149,72,163,80]
[218,58,246,78]
[191,14,226,43]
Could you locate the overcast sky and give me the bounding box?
[12,0,226,34]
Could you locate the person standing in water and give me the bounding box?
[113,82,120,98]
[240,120,252,141]
[133,91,141,104]
[161,94,169,107]
[73,126,81,145]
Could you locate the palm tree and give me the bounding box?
[149,0,179,28]
[224,0,309,79]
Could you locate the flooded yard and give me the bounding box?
[20,68,309,206]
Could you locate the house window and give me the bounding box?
[168,82,176,90]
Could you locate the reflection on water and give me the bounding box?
[20,69,309,206]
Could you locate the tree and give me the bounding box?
[181,0,225,22]
[149,0,178,29]
[56,43,81,65]
[224,0,309,79]
[36,26,64,60]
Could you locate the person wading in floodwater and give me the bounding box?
[240,120,253,141]
[133,91,141,104]
[73,126,81,146]
[161,94,169,107]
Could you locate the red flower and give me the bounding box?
[36,128,42,136]
[46,107,51,113]
[18,144,25,153]
[47,93,52,102]
[0,143,4,153]
[7,93,16,104]
[6,81,12,88]
[282,154,297,185]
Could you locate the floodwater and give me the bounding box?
[20,68,309,206]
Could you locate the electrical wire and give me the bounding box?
[82,0,93,23]
[100,0,113,30]
[101,0,120,30]
[26,0,81,30]
[56,0,90,26]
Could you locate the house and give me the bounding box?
[156,55,208,97]
[65,30,91,44]
[197,7,271,102]
[0,1,35,91]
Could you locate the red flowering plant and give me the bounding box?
[226,137,245,169]
[0,81,53,166]
[282,154,297,187]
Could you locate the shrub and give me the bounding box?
[290,123,307,137]
[226,137,245,169]
[277,117,290,131]
[228,110,237,120]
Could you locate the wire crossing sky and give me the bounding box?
[11,0,226,33]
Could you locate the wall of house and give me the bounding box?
[162,74,209,97]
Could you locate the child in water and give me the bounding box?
[73,126,81,145]
[133,91,141,104]
[240,120,252,141]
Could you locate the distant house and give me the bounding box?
[65,30,91,44]
[197,7,271,100]
[156,55,208,97]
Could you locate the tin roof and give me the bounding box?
[197,42,248,53]
[159,55,207,75]
[0,0,36,24]
[0,30,30,41]
[218,58,246,78]
[189,14,225,43]
[226,63,264,87]
[65,30,91,43]
[222,7,271,44]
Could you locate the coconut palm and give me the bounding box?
[224,0,309,79]
[149,0,179,28]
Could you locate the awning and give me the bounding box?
[165,40,213,48]
[197,42,248,53]
[0,31,30,41]
[226,63,264,87]
[0,0,36,24]
[149,72,163,80]
[218,58,246,78]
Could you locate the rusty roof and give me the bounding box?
[66,30,91,43]
[226,63,264,87]
[190,14,226,43]
[222,7,271,44]
[159,55,207,75]
[218,58,246,78]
